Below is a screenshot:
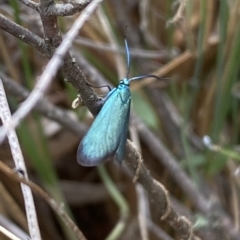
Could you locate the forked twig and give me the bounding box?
[0,0,103,144]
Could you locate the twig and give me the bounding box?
[0,72,88,136]
[125,141,199,240]
[148,88,185,158]
[0,14,48,56]
[74,37,170,59]
[136,184,150,240]
[0,225,22,240]
[72,49,111,87]
[130,126,150,240]
[18,0,38,10]
[97,6,126,78]
[0,213,29,240]
[38,1,91,16]
[0,161,87,240]
[0,0,103,144]
[112,0,140,47]
[167,0,188,26]
[18,0,91,16]
[0,80,41,240]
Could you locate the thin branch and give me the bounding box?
[0,161,87,240]
[0,0,103,144]
[0,80,41,240]
[0,225,22,240]
[136,184,150,240]
[124,141,200,240]
[74,37,171,60]
[38,1,92,16]
[18,0,38,10]
[167,0,188,26]
[0,14,48,56]
[0,72,88,136]
[148,88,185,158]
[73,49,110,87]
[97,6,126,78]
[0,214,29,240]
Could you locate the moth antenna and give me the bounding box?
[129,74,161,82]
[125,39,131,79]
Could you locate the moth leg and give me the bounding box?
[87,82,112,92]
[133,153,143,183]
[87,83,113,103]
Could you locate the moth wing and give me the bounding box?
[77,88,131,166]
[114,97,131,164]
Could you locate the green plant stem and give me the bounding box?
[97,165,129,240]
[210,145,240,162]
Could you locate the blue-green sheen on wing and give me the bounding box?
[77,84,131,166]
[114,97,130,164]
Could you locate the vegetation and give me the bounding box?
[0,0,240,239]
